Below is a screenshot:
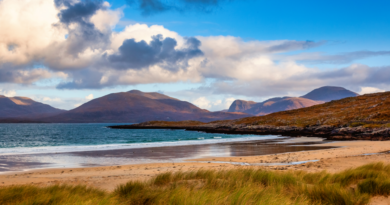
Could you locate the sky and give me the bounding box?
[0,0,389,111]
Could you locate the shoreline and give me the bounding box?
[0,136,334,173]
[109,123,390,140]
[3,139,390,192]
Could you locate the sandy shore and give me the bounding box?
[2,139,390,203]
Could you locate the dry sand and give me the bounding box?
[2,139,390,204]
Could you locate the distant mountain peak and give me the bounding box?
[301,86,358,102]
[228,100,257,112]
[127,90,143,94]
[127,90,178,100]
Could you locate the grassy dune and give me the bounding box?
[2,163,390,204]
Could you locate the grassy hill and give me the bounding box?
[120,91,390,129]
[234,91,390,128]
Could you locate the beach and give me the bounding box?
[1,138,390,194]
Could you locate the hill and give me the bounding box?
[45,90,251,123]
[301,86,359,102]
[0,95,65,119]
[233,91,388,127]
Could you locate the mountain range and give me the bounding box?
[227,86,359,116]
[43,90,251,123]
[0,86,359,123]
[0,90,250,123]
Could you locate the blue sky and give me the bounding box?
[0,0,389,110]
[115,0,390,45]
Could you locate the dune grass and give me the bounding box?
[4,163,390,204]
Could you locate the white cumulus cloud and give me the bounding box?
[85,94,94,100]
[360,87,386,95]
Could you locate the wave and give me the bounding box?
[0,135,282,156]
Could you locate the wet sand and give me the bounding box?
[0,137,334,172]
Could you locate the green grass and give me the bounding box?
[4,163,390,204]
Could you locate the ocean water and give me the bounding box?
[0,123,332,172]
[0,123,279,155]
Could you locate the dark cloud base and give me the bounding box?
[108,35,203,70]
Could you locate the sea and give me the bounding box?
[0,123,331,172]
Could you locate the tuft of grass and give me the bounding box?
[114,181,145,197]
[3,163,390,204]
[358,179,390,196]
[363,124,382,128]
[350,122,365,127]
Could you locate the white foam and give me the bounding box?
[0,135,282,156]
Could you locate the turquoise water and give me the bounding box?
[0,124,333,172]
[0,123,278,155]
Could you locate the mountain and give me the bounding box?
[228,100,256,112]
[127,90,179,100]
[0,95,65,119]
[244,97,322,115]
[44,90,251,123]
[228,97,322,116]
[227,86,358,116]
[301,86,359,102]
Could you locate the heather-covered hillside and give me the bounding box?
[234,91,389,127]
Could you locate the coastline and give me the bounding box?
[3,139,390,193]
[0,136,333,173]
[109,122,390,140]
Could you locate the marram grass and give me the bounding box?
[4,163,390,204]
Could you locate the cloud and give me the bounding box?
[267,40,325,53]
[125,0,234,16]
[55,0,111,57]
[0,67,52,84]
[360,87,386,95]
[188,95,238,111]
[42,97,63,102]
[193,96,211,109]
[85,94,94,100]
[30,94,90,110]
[108,35,203,71]
[0,89,16,97]
[198,64,390,98]
[2,0,390,102]
[289,51,390,65]
[0,0,202,88]
[56,0,103,24]
[224,97,235,108]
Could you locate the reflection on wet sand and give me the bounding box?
[0,137,336,172]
